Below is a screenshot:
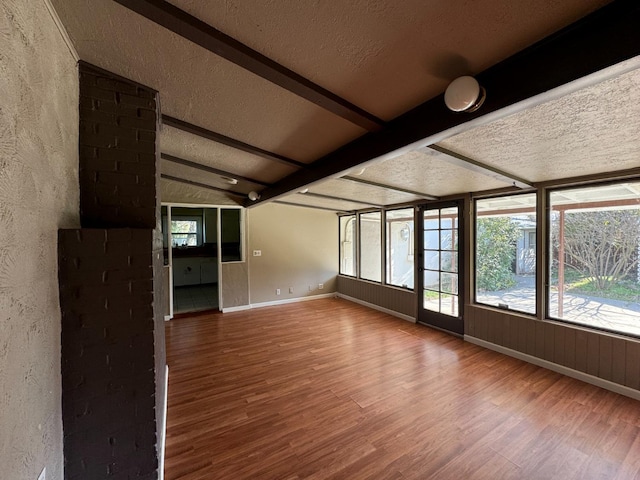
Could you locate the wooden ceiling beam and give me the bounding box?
[160,174,246,198]
[162,115,306,168]
[248,1,640,207]
[114,0,384,131]
[161,153,271,187]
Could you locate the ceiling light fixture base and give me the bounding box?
[444,76,486,113]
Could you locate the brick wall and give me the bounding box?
[58,64,164,480]
[59,229,157,479]
[79,63,157,229]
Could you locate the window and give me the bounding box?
[386,208,414,289]
[359,211,382,282]
[220,208,243,262]
[475,193,537,315]
[549,181,640,337]
[339,215,356,276]
[171,217,202,247]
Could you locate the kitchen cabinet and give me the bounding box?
[173,257,218,287]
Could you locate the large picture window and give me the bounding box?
[359,211,382,282]
[386,208,414,289]
[475,193,537,315]
[339,215,356,276]
[549,182,640,336]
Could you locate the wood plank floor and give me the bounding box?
[164,298,640,480]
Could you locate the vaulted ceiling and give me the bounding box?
[51,0,640,212]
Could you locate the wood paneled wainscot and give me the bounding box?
[465,304,640,398]
[337,275,416,321]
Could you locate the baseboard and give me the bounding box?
[164,315,172,321]
[159,365,168,480]
[251,293,336,309]
[222,293,336,313]
[221,304,252,313]
[336,293,416,323]
[465,335,640,402]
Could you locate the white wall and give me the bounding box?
[0,2,79,479]
[248,203,338,304]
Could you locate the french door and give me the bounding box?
[417,202,464,335]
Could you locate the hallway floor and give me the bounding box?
[173,284,218,314]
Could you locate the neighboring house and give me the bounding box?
[514,217,536,275]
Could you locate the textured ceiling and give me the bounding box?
[160,178,239,206]
[357,150,508,197]
[168,0,609,120]
[160,126,297,184]
[438,65,640,183]
[51,0,366,162]
[309,179,420,207]
[276,194,365,213]
[51,0,640,212]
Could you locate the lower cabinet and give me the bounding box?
[173,257,218,286]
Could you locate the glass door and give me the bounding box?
[417,202,463,335]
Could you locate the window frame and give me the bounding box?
[170,215,203,247]
[338,214,357,277]
[358,210,383,283]
[545,179,640,338]
[384,207,416,291]
[220,207,244,263]
[473,192,538,316]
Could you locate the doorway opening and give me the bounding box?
[162,206,219,315]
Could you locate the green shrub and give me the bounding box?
[476,217,520,291]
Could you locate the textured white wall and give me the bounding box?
[0,1,79,479]
[248,203,338,304]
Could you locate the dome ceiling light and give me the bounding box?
[444,76,486,113]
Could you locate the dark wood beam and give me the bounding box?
[162,115,306,168]
[160,174,246,198]
[114,0,384,131]
[248,1,640,207]
[340,176,439,200]
[426,145,533,189]
[161,153,271,187]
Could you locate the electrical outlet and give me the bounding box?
[252,250,261,256]
[289,287,294,293]
[318,283,324,289]
[38,467,46,480]
[276,288,281,295]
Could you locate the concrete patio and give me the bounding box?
[477,276,640,337]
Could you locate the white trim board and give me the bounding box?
[465,335,640,402]
[336,293,416,323]
[43,0,79,61]
[221,304,252,313]
[222,293,335,313]
[251,293,335,309]
[158,365,168,480]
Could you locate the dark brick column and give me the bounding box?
[58,63,165,480]
[78,65,157,229]
[59,229,157,479]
